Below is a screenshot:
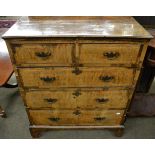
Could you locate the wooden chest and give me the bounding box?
[2,16,152,138]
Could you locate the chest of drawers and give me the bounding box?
[2,16,152,138]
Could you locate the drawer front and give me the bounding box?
[29,109,124,126]
[78,109,124,125]
[13,43,74,65]
[79,44,140,65]
[25,89,129,109]
[19,67,134,88]
[29,109,79,125]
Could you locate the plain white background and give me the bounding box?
[0,0,155,154]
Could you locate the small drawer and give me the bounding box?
[28,109,124,126]
[25,89,129,109]
[29,109,79,125]
[18,67,135,88]
[13,43,74,66]
[78,109,124,126]
[79,44,140,66]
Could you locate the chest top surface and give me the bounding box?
[2,16,152,39]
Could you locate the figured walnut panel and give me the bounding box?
[79,44,141,66]
[29,109,124,126]
[18,67,135,88]
[13,43,74,66]
[25,89,129,109]
[29,109,79,125]
[78,109,124,125]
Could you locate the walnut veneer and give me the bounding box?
[2,16,152,137]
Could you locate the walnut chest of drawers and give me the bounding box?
[2,16,152,138]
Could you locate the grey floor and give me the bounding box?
[0,75,155,138]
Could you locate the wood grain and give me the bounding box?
[13,43,74,66]
[29,109,79,125]
[28,109,124,126]
[79,43,141,66]
[18,67,135,88]
[25,89,129,109]
[2,17,151,137]
[2,17,152,38]
[0,39,13,85]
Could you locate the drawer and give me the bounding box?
[29,109,124,126]
[29,109,78,125]
[13,43,74,66]
[79,44,141,66]
[19,67,134,88]
[78,109,124,125]
[25,89,129,109]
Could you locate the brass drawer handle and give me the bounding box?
[103,52,120,60]
[48,117,60,122]
[40,77,56,82]
[35,52,51,58]
[73,110,81,115]
[96,98,109,103]
[94,117,106,121]
[99,75,114,82]
[44,98,57,104]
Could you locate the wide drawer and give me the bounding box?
[25,89,129,109]
[29,109,124,126]
[19,67,135,88]
[79,44,141,66]
[13,43,74,66]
